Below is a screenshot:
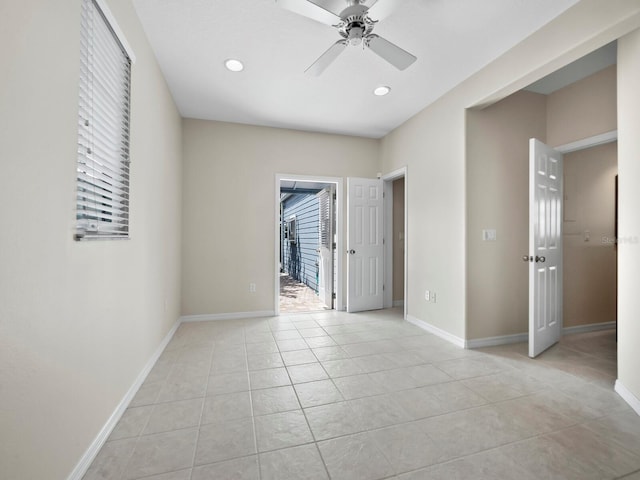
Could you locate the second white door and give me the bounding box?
[347,177,384,312]
[528,138,563,358]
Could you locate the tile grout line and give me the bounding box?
[187,340,217,480]
[244,322,264,480]
[274,318,334,480]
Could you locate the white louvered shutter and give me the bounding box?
[318,189,331,249]
[76,0,131,239]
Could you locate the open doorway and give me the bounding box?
[526,136,617,365]
[523,42,618,361]
[465,41,618,381]
[275,175,343,315]
[383,167,408,319]
[561,142,618,336]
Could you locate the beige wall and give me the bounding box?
[563,143,618,328]
[181,119,379,316]
[392,177,405,302]
[0,1,182,478]
[547,65,617,147]
[381,96,467,337]
[380,0,640,341]
[466,91,547,339]
[617,28,640,409]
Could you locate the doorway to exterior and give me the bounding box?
[275,175,343,315]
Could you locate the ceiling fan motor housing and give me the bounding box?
[280,0,417,75]
[337,6,376,47]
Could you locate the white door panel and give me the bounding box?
[347,177,384,312]
[529,139,563,358]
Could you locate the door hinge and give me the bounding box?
[383,284,385,291]
[383,238,385,245]
[332,292,336,299]
[333,193,337,200]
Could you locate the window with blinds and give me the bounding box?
[76,0,131,240]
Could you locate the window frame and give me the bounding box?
[75,0,136,241]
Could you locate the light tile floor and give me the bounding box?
[83,309,640,480]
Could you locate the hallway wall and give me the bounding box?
[392,178,405,303]
[466,91,547,340]
[563,143,618,328]
[547,64,617,147]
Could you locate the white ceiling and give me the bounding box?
[132,0,580,138]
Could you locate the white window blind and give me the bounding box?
[76,0,131,240]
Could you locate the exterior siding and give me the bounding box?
[282,193,319,292]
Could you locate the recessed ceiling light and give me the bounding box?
[224,59,244,72]
[373,86,391,96]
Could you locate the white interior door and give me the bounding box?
[317,186,334,308]
[347,177,384,313]
[528,138,563,358]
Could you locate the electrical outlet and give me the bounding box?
[425,290,430,301]
[431,292,437,303]
[249,283,256,293]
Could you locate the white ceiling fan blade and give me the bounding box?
[276,0,341,26]
[366,34,416,70]
[366,0,402,21]
[306,0,344,16]
[305,40,347,75]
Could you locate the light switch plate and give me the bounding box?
[482,229,497,241]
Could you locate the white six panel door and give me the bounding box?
[347,177,384,313]
[529,139,563,358]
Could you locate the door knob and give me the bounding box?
[535,256,546,263]
[347,249,356,255]
[522,255,532,262]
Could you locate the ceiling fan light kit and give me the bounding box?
[276,0,416,75]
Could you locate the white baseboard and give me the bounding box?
[392,300,405,308]
[405,317,616,352]
[563,321,616,335]
[406,314,465,348]
[466,333,528,349]
[615,380,640,416]
[464,321,616,349]
[67,318,181,480]
[180,310,275,322]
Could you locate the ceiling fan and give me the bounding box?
[276,0,417,75]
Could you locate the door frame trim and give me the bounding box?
[382,166,408,319]
[275,174,344,315]
[554,129,618,154]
